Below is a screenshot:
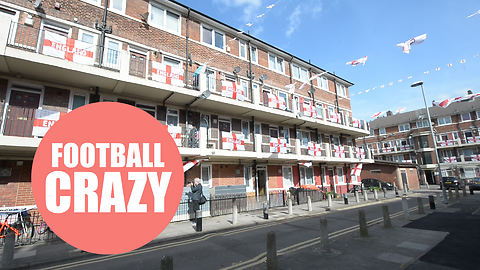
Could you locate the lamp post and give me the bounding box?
[411,81,448,204]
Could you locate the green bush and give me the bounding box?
[325,191,337,198]
[369,186,381,191]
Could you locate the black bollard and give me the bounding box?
[343,193,348,204]
[395,186,399,197]
[470,186,474,195]
[428,195,435,210]
[266,231,278,270]
[195,210,202,232]
[161,255,173,270]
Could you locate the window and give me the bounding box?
[163,56,181,68]
[369,129,374,136]
[416,120,429,128]
[110,0,125,13]
[317,76,329,90]
[250,46,258,63]
[379,128,386,135]
[136,104,156,118]
[239,41,247,59]
[299,166,314,185]
[337,168,344,183]
[242,121,250,141]
[166,108,179,126]
[268,53,284,73]
[292,64,308,81]
[206,69,216,91]
[202,25,224,49]
[270,126,279,138]
[149,4,180,33]
[297,130,310,146]
[201,165,212,186]
[461,113,471,122]
[437,116,452,126]
[244,166,253,192]
[284,128,290,144]
[398,123,410,132]
[283,166,294,188]
[278,91,288,110]
[69,93,88,111]
[336,83,347,97]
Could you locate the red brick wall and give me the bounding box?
[0,160,33,207]
[361,163,419,190]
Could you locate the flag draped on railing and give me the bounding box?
[270,138,287,154]
[308,142,322,157]
[221,132,245,151]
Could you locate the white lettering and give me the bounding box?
[111,143,125,167]
[127,172,148,213]
[52,143,63,168]
[64,143,78,168]
[45,171,70,213]
[74,172,99,213]
[148,172,171,212]
[96,143,109,167]
[99,172,126,213]
[80,143,95,168]
[126,143,142,167]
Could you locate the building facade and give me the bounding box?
[361,97,480,185]
[0,0,372,207]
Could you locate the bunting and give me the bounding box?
[397,34,427,54]
[432,93,480,108]
[350,163,363,176]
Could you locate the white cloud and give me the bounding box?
[286,5,302,37]
[213,0,263,22]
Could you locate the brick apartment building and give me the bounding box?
[0,0,372,207]
[360,97,480,185]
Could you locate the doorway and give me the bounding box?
[257,166,268,196]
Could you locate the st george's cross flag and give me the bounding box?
[432,93,480,108]
[346,56,368,66]
[397,34,427,54]
[222,81,245,101]
[151,61,184,87]
[42,31,95,65]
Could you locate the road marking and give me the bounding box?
[39,202,417,270]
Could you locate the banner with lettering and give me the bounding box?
[42,31,95,65]
[32,109,66,137]
[151,61,184,87]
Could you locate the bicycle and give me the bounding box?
[0,207,35,244]
[37,221,52,234]
[0,213,21,239]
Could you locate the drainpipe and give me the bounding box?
[185,8,191,87]
[254,160,258,201]
[344,163,349,193]
[333,76,339,113]
[252,116,255,150]
[95,0,112,68]
[247,41,254,104]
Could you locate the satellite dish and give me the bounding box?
[34,0,42,9]
[259,74,268,82]
[140,12,149,22]
[201,90,211,99]
[233,66,241,75]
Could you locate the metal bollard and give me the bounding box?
[463,185,467,197]
[363,190,369,201]
[373,189,378,200]
[263,202,269,219]
[395,186,399,197]
[358,209,369,237]
[402,195,410,220]
[320,218,329,251]
[1,230,15,268]
[417,197,425,214]
[195,210,202,232]
[455,187,460,199]
[288,199,293,215]
[307,196,313,211]
[382,205,392,228]
[343,193,348,205]
[383,188,388,198]
[266,231,278,270]
[161,255,174,270]
[470,185,474,195]
[327,194,332,210]
[355,191,360,203]
[233,204,238,225]
[428,195,436,209]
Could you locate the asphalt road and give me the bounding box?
[33,198,413,270]
[405,198,480,270]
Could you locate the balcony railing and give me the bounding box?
[2,105,36,137]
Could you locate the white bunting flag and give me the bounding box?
[346,56,368,66]
[433,93,480,108]
[371,111,386,118]
[467,10,480,18]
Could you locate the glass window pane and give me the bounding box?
[251,47,257,62]
[269,55,276,69]
[203,27,212,45]
[150,5,164,26]
[277,58,284,72]
[81,33,94,44]
[167,115,178,126]
[292,66,299,79]
[240,42,246,58]
[166,11,179,32]
[300,68,308,81]
[106,41,119,65]
[112,0,123,11]
[214,31,223,49]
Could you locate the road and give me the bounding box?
[33,198,413,270]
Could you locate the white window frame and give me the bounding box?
[136,103,156,118]
[250,45,258,64]
[398,123,410,132]
[201,25,225,50]
[379,128,386,135]
[317,76,329,90]
[166,108,179,126]
[240,79,249,99]
[437,116,452,126]
[278,91,289,110]
[268,53,284,73]
[110,0,126,13]
[79,0,100,6]
[239,40,247,60]
[244,166,254,192]
[163,56,182,68]
[461,112,472,122]
[104,37,121,69]
[148,3,181,34]
[292,64,308,81]
[68,92,89,112]
[336,83,347,97]
[282,166,294,189]
[416,120,429,128]
[201,164,212,187]
[206,69,216,91]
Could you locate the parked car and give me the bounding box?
[441,176,462,190]
[361,178,394,190]
[468,177,480,190]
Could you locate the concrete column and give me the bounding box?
[232,205,238,225]
[417,197,425,214]
[382,205,392,228]
[320,218,329,251]
[402,195,410,220]
[252,83,260,105]
[324,144,331,158]
[199,125,207,154]
[295,138,301,156]
[288,199,293,215]
[358,210,369,237]
[161,255,173,270]
[307,196,312,211]
[354,191,360,203]
[254,134,262,153]
[1,230,15,268]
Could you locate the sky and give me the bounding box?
[174,0,480,121]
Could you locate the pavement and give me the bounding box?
[0,185,477,269]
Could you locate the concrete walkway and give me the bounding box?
[0,186,463,269]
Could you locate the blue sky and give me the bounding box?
[176,0,480,121]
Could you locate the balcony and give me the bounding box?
[436,139,460,148]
